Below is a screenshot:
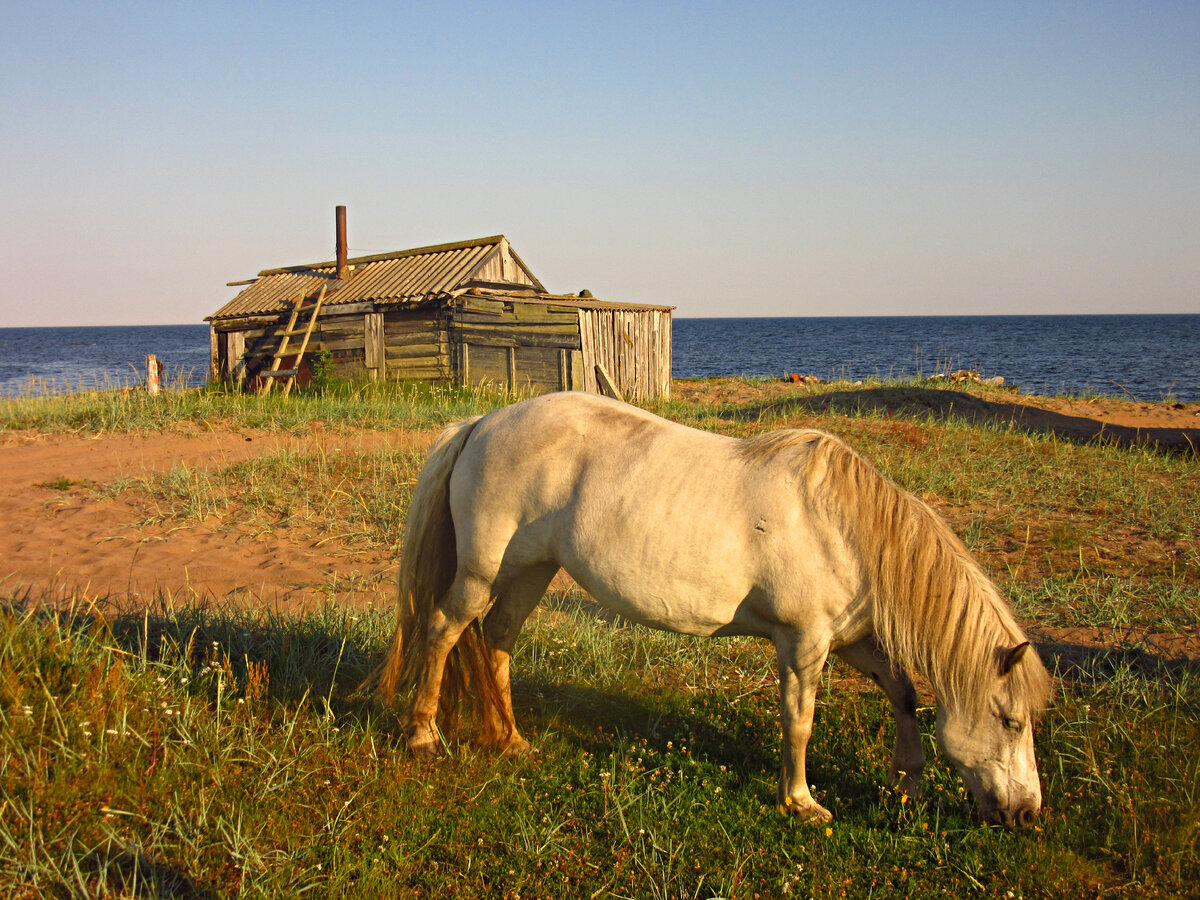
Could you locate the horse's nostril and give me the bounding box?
[1016,806,1037,828]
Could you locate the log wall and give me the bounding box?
[452,296,584,394]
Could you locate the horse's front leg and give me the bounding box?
[774,633,832,823]
[836,637,925,797]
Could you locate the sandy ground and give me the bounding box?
[3,382,1197,663]
[1,426,434,612]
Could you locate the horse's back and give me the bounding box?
[446,393,857,637]
[453,392,744,519]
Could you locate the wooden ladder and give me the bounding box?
[258,283,328,397]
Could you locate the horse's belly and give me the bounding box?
[559,543,765,638]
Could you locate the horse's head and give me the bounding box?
[935,642,1043,828]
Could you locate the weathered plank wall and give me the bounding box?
[578,308,672,400]
[473,245,539,287]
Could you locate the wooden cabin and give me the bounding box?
[207,234,673,400]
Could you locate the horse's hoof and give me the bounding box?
[777,797,833,823]
[886,769,925,799]
[499,735,533,757]
[407,730,440,759]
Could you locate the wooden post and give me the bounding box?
[226,331,246,387]
[146,354,160,396]
[365,312,384,380]
[208,326,219,385]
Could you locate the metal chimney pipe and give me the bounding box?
[335,205,348,280]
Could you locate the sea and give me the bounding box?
[1,314,1197,402]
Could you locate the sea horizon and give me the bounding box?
[4,310,1196,328]
[2,313,1198,402]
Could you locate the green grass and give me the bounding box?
[0,378,509,434]
[2,590,1196,898]
[2,375,1198,896]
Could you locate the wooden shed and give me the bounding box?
[208,233,673,400]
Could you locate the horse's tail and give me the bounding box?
[372,414,495,726]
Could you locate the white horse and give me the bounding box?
[376,392,1051,827]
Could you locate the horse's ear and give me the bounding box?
[999,641,1031,677]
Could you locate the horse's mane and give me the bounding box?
[749,429,1051,718]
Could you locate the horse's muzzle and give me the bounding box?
[985,801,1039,829]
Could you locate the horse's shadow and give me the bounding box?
[76,846,217,900]
[725,386,1199,454]
[1035,634,1200,687]
[20,597,396,732]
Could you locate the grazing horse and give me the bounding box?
[376,392,1051,827]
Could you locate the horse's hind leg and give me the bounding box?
[836,637,925,797]
[480,563,559,754]
[405,571,492,757]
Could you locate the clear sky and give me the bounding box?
[2,1,1197,325]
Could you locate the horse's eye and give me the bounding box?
[1001,716,1022,731]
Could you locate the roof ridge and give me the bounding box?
[258,235,507,277]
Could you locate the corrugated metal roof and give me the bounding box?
[459,288,675,313]
[210,236,545,321]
